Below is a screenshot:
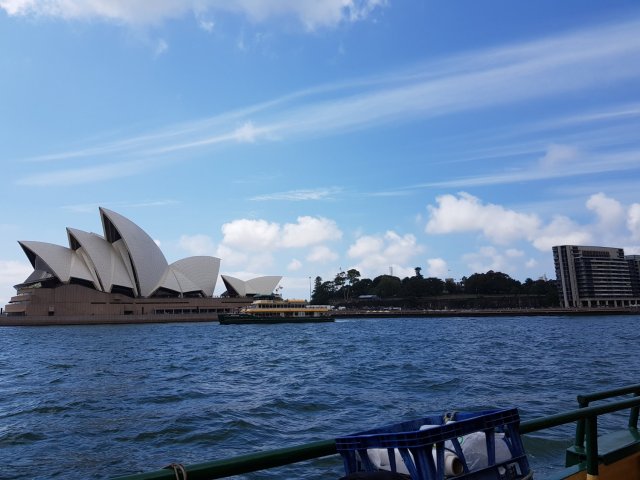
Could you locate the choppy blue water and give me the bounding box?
[0,315,638,479]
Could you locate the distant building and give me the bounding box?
[553,245,640,308]
[627,255,640,297]
[3,208,281,324]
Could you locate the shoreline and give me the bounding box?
[0,313,218,327]
[334,307,640,318]
[1,306,640,326]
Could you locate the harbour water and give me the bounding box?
[0,315,638,479]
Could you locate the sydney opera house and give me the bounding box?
[2,207,282,325]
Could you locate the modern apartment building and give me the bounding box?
[553,245,640,308]
[628,255,640,297]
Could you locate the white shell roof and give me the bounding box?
[159,268,200,295]
[247,276,282,295]
[17,208,226,299]
[19,241,94,285]
[170,256,220,297]
[100,208,168,298]
[221,275,281,296]
[221,275,247,296]
[67,228,133,292]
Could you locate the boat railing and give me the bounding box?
[573,383,640,450]
[112,385,640,480]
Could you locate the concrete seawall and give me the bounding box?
[2,307,640,326]
[333,307,640,318]
[0,313,218,326]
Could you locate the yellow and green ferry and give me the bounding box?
[218,297,335,325]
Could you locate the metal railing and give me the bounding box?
[573,383,640,448]
[113,385,640,480]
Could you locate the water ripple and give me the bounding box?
[0,316,639,478]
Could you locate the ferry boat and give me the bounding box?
[113,383,640,479]
[218,297,335,325]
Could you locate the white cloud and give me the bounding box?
[538,143,580,170]
[233,122,263,143]
[215,244,248,267]
[62,199,179,213]
[426,192,540,244]
[348,231,423,278]
[215,215,342,273]
[216,250,275,273]
[278,275,313,300]
[381,231,421,262]
[425,192,640,256]
[533,194,640,250]
[347,235,384,258]
[154,38,168,56]
[426,258,448,277]
[244,252,275,271]
[0,0,185,24]
[17,160,150,186]
[220,218,281,251]
[388,265,417,279]
[417,127,640,189]
[586,192,625,231]
[463,246,523,276]
[0,260,32,306]
[281,216,342,247]
[625,245,640,255]
[627,204,640,241]
[287,258,302,271]
[220,215,342,252]
[0,0,385,29]
[532,215,592,251]
[306,245,338,263]
[178,234,216,255]
[250,187,341,201]
[196,14,214,32]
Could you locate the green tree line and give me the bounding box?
[311,267,558,306]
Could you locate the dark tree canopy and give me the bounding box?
[310,267,558,308]
[462,271,521,294]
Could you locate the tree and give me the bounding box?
[401,275,423,297]
[373,275,402,298]
[346,268,361,285]
[311,276,333,304]
[342,268,361,300]
[463,271,521,295]
[444,278,460,294]
[423,277,445,296]
[351,278,374,298]
[414,266,423,279]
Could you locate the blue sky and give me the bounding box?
[1,0,640,305]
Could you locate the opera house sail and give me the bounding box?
[2,208,281,325]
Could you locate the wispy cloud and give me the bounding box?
[17,160,152,186]
[0,0,386,30]
[62,199,179,213]
[13,15,640,186]
[154,38,168,56]
[417,146,640,189]
[250,187,341,201]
